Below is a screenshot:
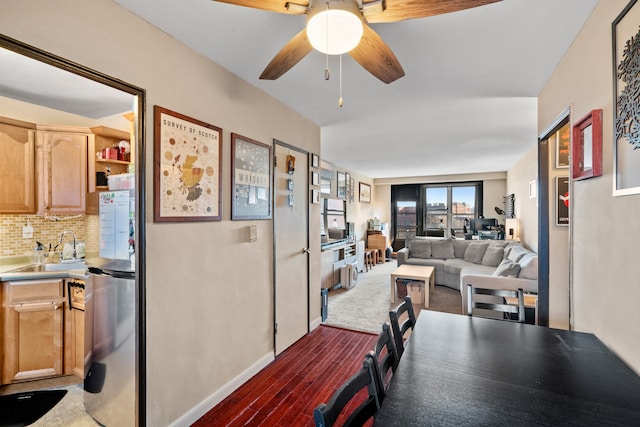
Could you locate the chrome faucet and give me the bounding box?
[59,231,77,259]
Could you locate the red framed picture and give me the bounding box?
[572,109,602,181]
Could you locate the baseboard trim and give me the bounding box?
[310,316,322,331]
[169,352,274,427]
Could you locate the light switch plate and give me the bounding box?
[248,225,257,242]
[22,224,33,239]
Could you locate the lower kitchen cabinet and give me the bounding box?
[2,279,65,383]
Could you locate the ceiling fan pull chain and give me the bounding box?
[325,53,330,80]
[324,1,330,81]
[339,54,344,107]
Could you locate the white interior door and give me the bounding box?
[274,142,309,355]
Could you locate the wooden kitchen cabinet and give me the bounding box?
[0,117,37,213]
[65,278,91,378]
[2,279,65,384]
[36,125,90,215]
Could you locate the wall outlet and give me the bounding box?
[22,224,34,239]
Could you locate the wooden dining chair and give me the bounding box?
[313,355,380,427]
[389,296,417,358]
[367,322,399,404]
[466,284,525,323]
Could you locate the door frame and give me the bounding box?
[272,139,310,354]
[0,34,147,425]
[537,107,570,328]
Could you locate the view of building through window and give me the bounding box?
[425,185,477,234]
[395,201,417,239]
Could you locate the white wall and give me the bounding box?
[538,0,640,373]
[1,1,321,424]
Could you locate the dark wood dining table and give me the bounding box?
[373,310,640,426]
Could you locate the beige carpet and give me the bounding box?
[325,260,463,333]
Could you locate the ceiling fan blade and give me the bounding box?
[362,0,501,24]
[213,0,308,15]
[259,29,313,80]
[348,24,404,84]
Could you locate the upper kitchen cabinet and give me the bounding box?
[36,125,90,215]
[0,117,37,213]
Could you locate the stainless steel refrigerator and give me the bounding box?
[84,188,137,424]
[84,258,136,425]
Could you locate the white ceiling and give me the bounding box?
[1,0,599,178]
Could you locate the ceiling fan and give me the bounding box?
[213,0,501,84]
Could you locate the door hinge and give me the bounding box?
[275,322,278,334]
[274,156,277,167]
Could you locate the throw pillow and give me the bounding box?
[493,259,521,277]
[518,254,538,280]
[507,246,528,263]
[463,242,489,264]
[430,239,455,259]
[408,239,431,258]
[481,246,504,267]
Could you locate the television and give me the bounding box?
[470,218,498,235]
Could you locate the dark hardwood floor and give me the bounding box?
[193,325,378,426]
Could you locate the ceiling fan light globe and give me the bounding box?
[307,9,363,55]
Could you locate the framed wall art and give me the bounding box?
[555,175,569,226]
[572,109,603,181]
[154,105,222,222]
[231,133,273,220]
[359,182,371,203]
[613,0,640,195]
[311,153,319,169]
[337,171,346,199]
[311,171,319,186]
[555,124,570,168]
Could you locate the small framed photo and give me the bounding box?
[311,189,320,204]
[231,133,273,220]
[359,182,371,203]
[311,153,320,169]
[572,109,602,181]
[337,171,346,199]
[311,171,319,186]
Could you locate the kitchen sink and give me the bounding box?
[9,261,87,273]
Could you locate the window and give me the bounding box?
[424,183,480,237]
[395,201,417,240]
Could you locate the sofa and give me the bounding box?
[397,237,538,314]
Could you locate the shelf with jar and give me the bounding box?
[87,117,134,214]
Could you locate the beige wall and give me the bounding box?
[1,1,321,425]
[507,145,538,252]
[538,0,640,373]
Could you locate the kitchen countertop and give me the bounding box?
[0,257,88,281]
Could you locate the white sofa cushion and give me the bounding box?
[431,239,455,259]
[518,253,538,280]
[481,246,504,266]
[463,242,489,264]
[493,259,521,277]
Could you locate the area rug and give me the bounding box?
[325,260,462,333]
[0,389,67,426]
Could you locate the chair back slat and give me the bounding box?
[389,296,417,358]
[467,284,525,323]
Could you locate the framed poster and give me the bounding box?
[359,182,371,203]
[311,171,319,186]
[555,125,570,168]
[337,171,346,199]
[555,176,569,226]
[613,0,640,195]
[572,109,603,181]
[154,105,222,222]
[311,153,320,168]
[231,133,273,220]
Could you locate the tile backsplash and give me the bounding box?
[0,214,98,257]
